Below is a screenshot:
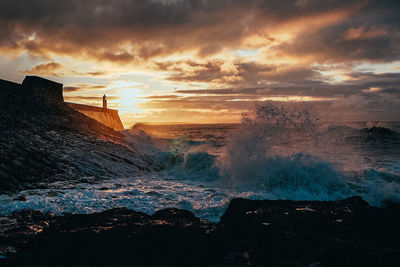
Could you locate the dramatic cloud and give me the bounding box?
[21,62,109,77]
[20,62,63,76]
[269,1,400,63]
[155,60,321,87]
[63,84,107,93]
[1,0,398,62]
[0,0,399,123]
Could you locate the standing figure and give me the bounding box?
[103,94,107,109]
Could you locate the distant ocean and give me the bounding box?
[133,121,400,174]
[1,103,400,222]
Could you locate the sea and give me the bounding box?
[1,102,400,222]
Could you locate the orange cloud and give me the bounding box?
[20,62,108,77]
[20,62,63,76]
[1,0,400,123]
[344,27,387,40]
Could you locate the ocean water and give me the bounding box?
[1,102,400,222]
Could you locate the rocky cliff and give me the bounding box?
[0,76,151,193]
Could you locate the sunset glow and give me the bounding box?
[1,0,399,127]
[2,2,400,264]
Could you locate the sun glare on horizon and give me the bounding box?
[0,0,399,125]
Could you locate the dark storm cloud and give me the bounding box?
[272,0,400,62]
[1,0,398,61]
[0,0,242,57]
[273,25,400,63]
[156,60,320,85]
[175,71,400,98]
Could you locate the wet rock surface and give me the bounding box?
[1,196,400,266]
[0,103,153,194]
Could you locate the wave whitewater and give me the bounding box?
[1,101,399,222]
[125,101,400,208]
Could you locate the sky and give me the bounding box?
[0,0,399,127]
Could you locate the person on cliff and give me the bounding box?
[103,95,107,109]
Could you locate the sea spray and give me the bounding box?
[162,135,220,180]
[1,107,400,221]
[217,101,352,200]
[121,103,400,206]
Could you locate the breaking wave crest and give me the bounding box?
[149,102,399,206]
[123,102,400,207]
[216,102,352,200]
[1,103,399,222]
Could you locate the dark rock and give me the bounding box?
[1,197,400,266]
[217,196,400,266]
[0,77,154,194]
[13,195,27,201]
[46,191,59,197]
[152,208,203,227]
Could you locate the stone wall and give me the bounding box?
[0,79,22,107]
[0,76,124,131]
[22,76,64,106]
[67,103,124,131]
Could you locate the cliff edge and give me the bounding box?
[0,76,150,193]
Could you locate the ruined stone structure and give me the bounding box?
[0,79,22,104]
[1,76,63,108]
[23,76,64,106]
[0,76,124,131]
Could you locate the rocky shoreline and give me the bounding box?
[2,77,400,266]
[0,93,154,194]
[1,196,400,266]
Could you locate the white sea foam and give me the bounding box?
[1,101,399,221]
[0,175,255,222]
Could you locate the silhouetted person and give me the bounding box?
[103,94,107,109]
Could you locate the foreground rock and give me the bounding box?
[1,196,400,266]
